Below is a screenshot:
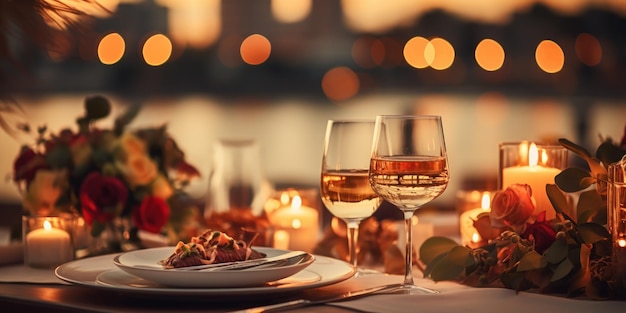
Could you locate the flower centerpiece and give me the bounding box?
[11,96,201,254]
[420,127,626,299]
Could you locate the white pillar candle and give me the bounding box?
[25,219,73,268]
[502,143,560,220]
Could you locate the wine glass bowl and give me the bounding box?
[321,120,382,274]
[369,115,449,293]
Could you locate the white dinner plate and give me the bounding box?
[55,250,355,297]
[113,247,314,287]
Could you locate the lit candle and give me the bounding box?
[273,230,290,250]
[459,192,491,247]
[269,195,319,252]
[502,143,560,220]
[25,219,74,268]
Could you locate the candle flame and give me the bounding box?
[618,239,626,248]
[481,193,491,210]
[43,220,52,231]
[291,195,302,210]
[280,191,291,205]
[529,143,538,167]
[471,232,481,243]
[292,218,302,229]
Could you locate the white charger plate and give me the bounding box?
[113,247,314,287]
[55,250,355,297]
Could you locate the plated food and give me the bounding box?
[160,229,266,269]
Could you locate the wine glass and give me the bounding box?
[369,115,449,293]
[321,120,382,275]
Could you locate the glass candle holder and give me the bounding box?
[264,188,321,252]
[608,159,626,295]
[499,141,568,220]
[456,190,494,248]
[22,216,75,268]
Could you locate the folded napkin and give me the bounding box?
[0,264,68,284]
[328,276,625,313]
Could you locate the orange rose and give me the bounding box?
[490,184,535,230]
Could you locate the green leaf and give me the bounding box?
[430,246,469,281]
[422,251,447,278]
[551,258,574,282]
[555,168,592,192]
[596,140,626,169]
[546,184,570,217]
[576,189,604,223]
[543,239,568,264]
[419,236,459,265]
[45,145,72,168]
[578,222,610,244]
[517,251,547,271]
[114,103,142,136]
[558,138,593,160]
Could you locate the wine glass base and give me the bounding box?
[392,284,440,295]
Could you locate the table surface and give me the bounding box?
[2,270,626,313]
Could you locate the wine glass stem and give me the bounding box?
[346,221,359,269]
[403,211,415,286]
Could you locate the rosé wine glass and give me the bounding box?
[369,115,449,293]
[321,120,382,275]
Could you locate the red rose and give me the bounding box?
[490,184,535,230]
[13,147,48,183]
[132,196,170,233]
[522,211,557,254]
[79,172,128,225]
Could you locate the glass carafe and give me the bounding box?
[204,139,272,245]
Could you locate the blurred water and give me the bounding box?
[1,93,624,209]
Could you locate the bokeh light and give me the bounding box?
[535,40,564,73]
[240,34,272,65]
[98,32,125,65]
[271,0,312,23]
[352,36,385,69]
[404,36,430,69]
[575,33,602,66]
[321,67,359,101]
[475,39,505,71]
[426,37,455,70]
[142,34,173,66]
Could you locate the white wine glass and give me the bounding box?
[321,120,382,275]
[369,115,449,293]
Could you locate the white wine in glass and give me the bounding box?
[369,115,449,293]
[321,120,382,274]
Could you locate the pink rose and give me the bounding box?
[132,196,170,233]
[490,184,535,230]
[79,172,128,225]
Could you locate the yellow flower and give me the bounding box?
[22,170,66,216]
[116,132,158,187]
[117,154,158,187]
[118,132,147,156]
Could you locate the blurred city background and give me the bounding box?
[1,0,625,213]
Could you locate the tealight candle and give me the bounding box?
[500,142,566,220]
[23,217,74,268]
[269,195,319,252]
[459,192,491,247]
